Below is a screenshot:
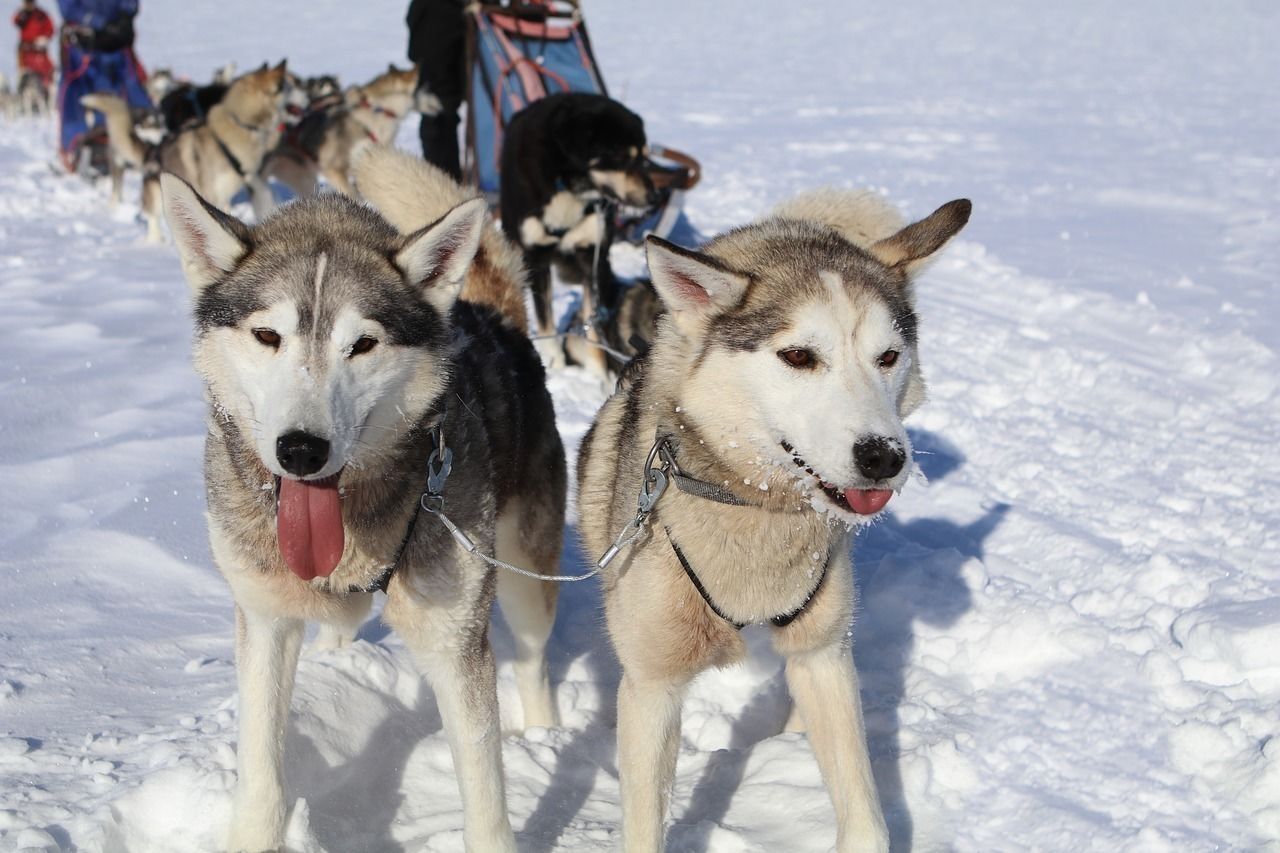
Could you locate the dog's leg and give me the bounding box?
[527,254,566,370]
[142,176,165,244]
[108,159,123,207]
[782,699,807,733]
[616,671,687,853]
[784,645,887,852]
[228,605,305,853]
[384,573,516,853]
[493,502,558,729]
[319,166,355,198]
[247,176,277,220]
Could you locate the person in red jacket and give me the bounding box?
[13,0,55,88]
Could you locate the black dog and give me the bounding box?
[499,92,657,372]
[159,82,228,133]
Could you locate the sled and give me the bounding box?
[464,0,700,241]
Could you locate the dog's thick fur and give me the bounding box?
[499,92,655,373]
[141,62,304,241]
[577,190,971,852]
[161,144,565,852]
[354,147,530,332]
[265,65,419,198]
[158,80,229,133]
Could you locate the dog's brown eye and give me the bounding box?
[779,348,814,368]
[349,336,378,357]
[878,349,899,368]
[253,328,281,348]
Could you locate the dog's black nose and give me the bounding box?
[276,431,330,477]
[854,437,905,481]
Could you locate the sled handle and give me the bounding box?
[647,144,702,191]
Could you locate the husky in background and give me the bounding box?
[79,93,164,205]
[160,144,564,852]
[139,61,305,240]
[577,188,971,852]
[145,66,178,106]
[265,65,420,198]
[499,92,657,373]
[16,68,51,116]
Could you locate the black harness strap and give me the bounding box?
[211,131,246,177]
[210,131,255,201]
[666,529,830,630]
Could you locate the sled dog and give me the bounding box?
[265,65,420,198]
[161,144,564,852]
[0,74,13,119]
[577,188,971,852]
[79,93,164,205]
[499,92,657,373]
[142,61,305,241]
[16,68,50,116]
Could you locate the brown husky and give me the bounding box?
[138,61,305,241]
[577,188,971,852]
[264,65,421,198]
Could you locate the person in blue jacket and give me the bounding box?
[56,0,151,172]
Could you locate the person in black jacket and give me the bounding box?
[406,0,466,180]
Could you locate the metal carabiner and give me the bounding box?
[427,444,453,497]
[638,468,668,515]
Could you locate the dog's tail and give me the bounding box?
[353,146,529,332]
[80,93,151,169]
[772,188,906,251]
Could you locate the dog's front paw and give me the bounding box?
[838,821,890,853]
[533,336,568,371]
[557,211,603,252]
[226,801,286,853]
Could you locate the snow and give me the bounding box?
[2,0,1279,850]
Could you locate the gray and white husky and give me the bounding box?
[577,188,971,852]
[161,146,565,853]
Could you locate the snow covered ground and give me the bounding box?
[2,1,1278,850]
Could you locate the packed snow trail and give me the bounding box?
[2,0,1278,850]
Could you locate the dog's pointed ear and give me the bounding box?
[160,173,251,294]
[646,236,749,333]
[868,199,971,277]
[395,198,487,315]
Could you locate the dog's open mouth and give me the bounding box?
[780,440,894,516]
[275,472,343,581]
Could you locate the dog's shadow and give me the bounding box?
[516,536,619,853]
[670,428,1007,852]
[284,667,436,853]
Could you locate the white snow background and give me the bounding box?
[1,0,1278,850]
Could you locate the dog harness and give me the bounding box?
[651,435,831,630]
[348,421,447,594]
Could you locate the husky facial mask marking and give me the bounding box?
[644,197,971,524]
[161,173,487,579]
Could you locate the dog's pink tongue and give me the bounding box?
[846,488,893,515]
[277,476,344,580]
